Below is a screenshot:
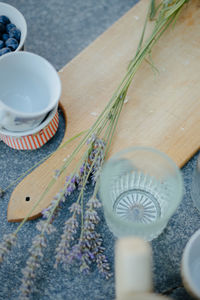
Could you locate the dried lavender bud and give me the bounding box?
[0,233,16,263]
[84,209,100,224]
[54,216,79,268]
[79,259,90,274]
[64,183,76,196]
[64,173,83,197]
[20,234,46,298]
[64,242,82,265]
[36,221,56,234]
[69,203,81,214]
[67,199,111,279]
[96,253,112,279]
[98,256,111,279]
[79,164,85,175]
[86,133,96,145]
[41,199,60,222]
[54,169,61,179]
[87,197,102,209]
[86,138,106,184]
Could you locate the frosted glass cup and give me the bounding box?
[99,147,183,241]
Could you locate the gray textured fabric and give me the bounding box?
[0,1,199,299]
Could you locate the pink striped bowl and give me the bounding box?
[0,111,59,150]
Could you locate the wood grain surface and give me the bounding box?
[8,0,200,221]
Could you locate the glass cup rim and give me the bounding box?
[99,146,184,230]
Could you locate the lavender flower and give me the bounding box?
[96,253,112,279]
[20,221,55,299]
[87,197,102,209]
[76,162,90,189]
[79,164,85,175]
[73,136,106,190]
[64,177,76,196]
[79,257,90,274]
[78,197,111,278]
[86,133,96,145]
[55,195,111,279]
[87,138,106,184]
[36,220,56,234]
[64,183,76,196]
[54,216,79,268]
[43,172,81,221]
[42,199,59,220]
[84,208,100,225]
[0,233,16,263]
[20,233,46,299]
[41,196,64,224]
[80,228,111,279]
[69,202,81,214]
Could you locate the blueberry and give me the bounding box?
[0,40,4,49]
[0,23,6,34]
[0,15,10,25]
[0,47,11,56]
[6,23,16,33]
[2,33,9,41]
[5,38,18,50]
[9,28,21,41]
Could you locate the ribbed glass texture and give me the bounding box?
[99,147,183,241]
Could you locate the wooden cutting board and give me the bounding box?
[7,0,200,222]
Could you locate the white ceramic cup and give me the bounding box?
[0,2,27,51]
[182,228,200,299]
[0,51,61,132]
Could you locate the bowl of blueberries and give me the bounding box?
[0,2,27,56]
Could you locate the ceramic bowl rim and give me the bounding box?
[0,1,27,51]
[182,228,200,298]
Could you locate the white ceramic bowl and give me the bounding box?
[0,2,27,51]
[0,51,61,132]
[182,228,200,299]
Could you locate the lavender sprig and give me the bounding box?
[19,171,82,298]
[89,139,106,185]
[20,234,47,299]
[20,221,56,299]
[79,197,111,279]
[0,233,16,263]
[55,193,111,279]
[54,151,100,269]
[54,215,79,268]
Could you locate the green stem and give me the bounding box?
[105,98,125,159]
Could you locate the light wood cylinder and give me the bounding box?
[115,237,153,299]
[117,292,172,300]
